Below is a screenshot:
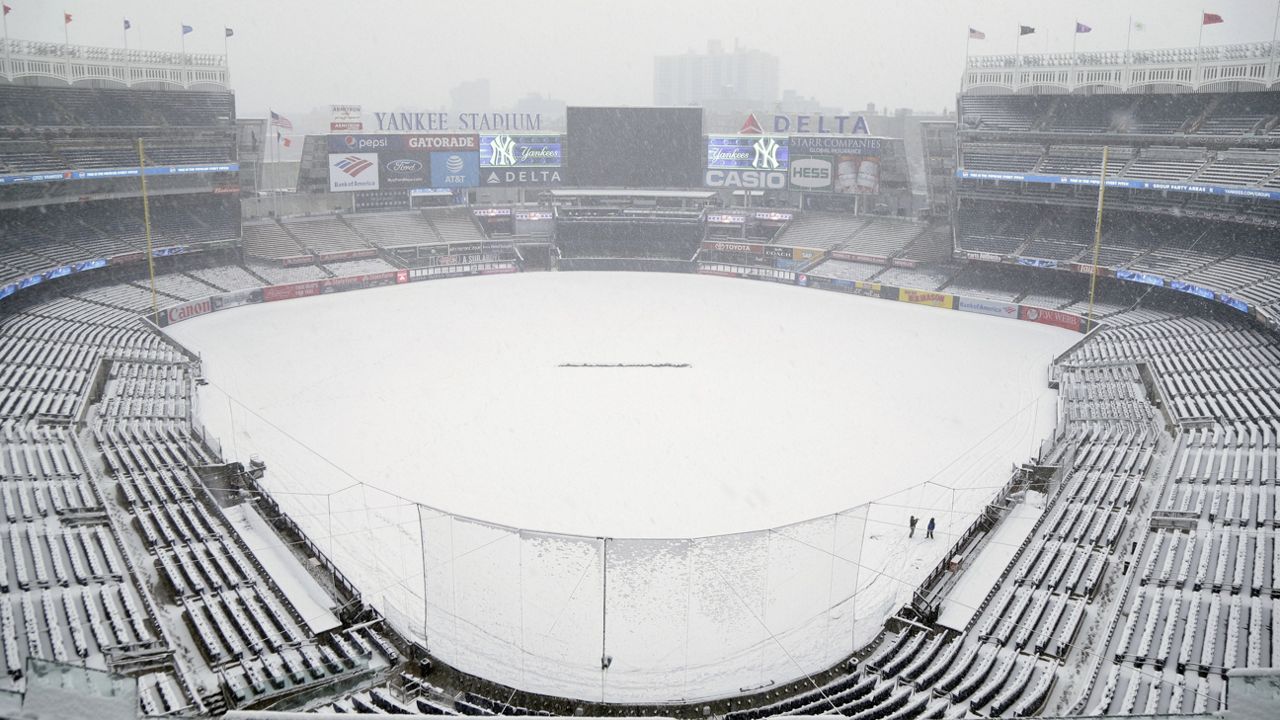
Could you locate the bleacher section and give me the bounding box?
[774,213,929,261]
[0,85,235,129]
[0,197,239,287]
[955,200,1280,315]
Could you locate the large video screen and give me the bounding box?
[565,107,703,188]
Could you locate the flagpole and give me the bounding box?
[63,14,71,83]
[180,26,188,89]
[122,21,131,87]
[1196,9,1205,85]
[224,31,231,88]
[1271,0,1279,75]
[1125,16,1133,63]
[2,8,9,81]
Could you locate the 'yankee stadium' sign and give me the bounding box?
[373,111,543,132]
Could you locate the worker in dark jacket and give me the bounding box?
[926,517,936,539]
[909,515,918,538]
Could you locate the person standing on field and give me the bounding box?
[909,515,918,538]
[926,517,936,539]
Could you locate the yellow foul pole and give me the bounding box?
[1085,145,1110,332]
[137,138,158,322]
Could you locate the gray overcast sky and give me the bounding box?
[6,0,1277,115]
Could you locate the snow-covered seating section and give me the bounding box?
[247,262,328,285]
[344,211,441,249]
[280,216,371,256]
[0,284,396,714]
[187,265,267,292]
[1058,313,1280,716]
[243,220,309,260]
[425,208,487,245]
[323,258,397,276]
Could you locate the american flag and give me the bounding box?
[269,110,293,131]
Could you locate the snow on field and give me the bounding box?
[169,271,1076,703]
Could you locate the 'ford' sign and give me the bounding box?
[382,153,430,186]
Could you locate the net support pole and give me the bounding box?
[1085,145,1110,332]
[138,138,159,323]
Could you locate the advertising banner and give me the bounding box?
[263,270,407,302]
[958,297,1019,319]
[1170,280,1215,300]
[211,287,263,312]
[1115,269,1165,287]
[831,250,888,264]
[753,211,793,222]
[956,168,1280,202]
[1218,294,1248,313]
[789,156,833,191]
[328,134,481,153]
[0,163,239,187]
[706,213,747,224]
[329,153,380,192]
[162,299,213,326]
[704,169,787,189]
[788,135,883,155]
[480,134,562,167]
[408,262,518,280]
[481,167,563,186]
[380,152,431,187]
[898,288,955,309]
[328,134,391,153]
[1019,305,1084,332]
[1017,257,1058,269]
[791,247,823,262]
[700,240,766,255]
[430,151,480,188]
[833,154,880,195]
[706,135,789,170]
[330,104,363,132]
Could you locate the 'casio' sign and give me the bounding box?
[704,169,786,189]
[790,158,832,189]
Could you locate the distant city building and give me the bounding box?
[654,40,779,108]
[450,79,491,112]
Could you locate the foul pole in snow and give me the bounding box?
[138,138,159,323]
[1085,146,1111,333]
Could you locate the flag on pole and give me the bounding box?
[123,19,131,30]
[225,27,234,38]
[181,24,193,35]
[64,12,72,24]
[270,110,293,130]
[1075,22,1092,34]
[1133,20,1146,31]
[3,5,11,17]
[968,28,986,40]
[277,131,291,148]
[1202,13,1224,25]
[1019,25,1036,35]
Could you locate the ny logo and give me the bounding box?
[490,135,517,166]
[752,137,780,170]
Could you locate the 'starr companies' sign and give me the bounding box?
[373,111,543,132]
